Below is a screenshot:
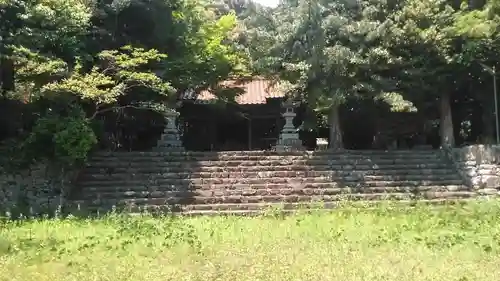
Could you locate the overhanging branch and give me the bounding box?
[89,104,160,120]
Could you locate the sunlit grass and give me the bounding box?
[1,200,500,281]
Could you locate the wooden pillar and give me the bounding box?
[248,118,252,150]
[209,116,215,151]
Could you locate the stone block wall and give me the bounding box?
[0,164,77,217]
[446,145,500,192]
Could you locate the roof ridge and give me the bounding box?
[182,78,285,105]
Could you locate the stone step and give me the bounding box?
[72,149,471,216]
[78,173,462,183]
[89,155,444,165]
[80,169,458,179]
[93,150,441,157]
[73,191,477,208]
[82,164,454,173]
[457,162,498,169]
[88,157,446,167]
[88,156,444,165]
[77,185,470,200]
[78,179,465,189]
[67,198,478,215]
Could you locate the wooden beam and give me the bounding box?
[246,115,281,119]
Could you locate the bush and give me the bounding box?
[0,105,97,218]
[21,106,97,168]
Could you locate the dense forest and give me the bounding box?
[1,0,500,171]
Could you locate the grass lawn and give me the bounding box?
[1,201,500,281]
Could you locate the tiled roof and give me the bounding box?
[182,79,285,105]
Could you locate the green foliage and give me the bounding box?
[41,46,173,113]
[235,0,500,145]
[0,0,92,54]
[248,0,416,124]
[0,213,202,258]
[167,7,251,89]
[21,108,97,168]
[43,65,120,104]
[52,117,96,167]
[5,0,500,160]
[2,0,254,174]
[2,202,500,280]
[13,46,68,85]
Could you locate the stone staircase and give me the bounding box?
[69,149,473,215]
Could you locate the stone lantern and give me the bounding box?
[156,103,184,151]
[275,99,304,152]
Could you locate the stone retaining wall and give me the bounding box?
[446,145,500,192]
[0,164,78,217]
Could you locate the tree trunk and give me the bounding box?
[440,92,455,147]
[481,100,494,143]
[0,56,15,97]
[328,104,343,149]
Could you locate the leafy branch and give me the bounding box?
[40,45,175,119]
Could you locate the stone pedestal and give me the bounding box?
[275,100,304,152]
[450,145,500,189]
[156,108,184,151]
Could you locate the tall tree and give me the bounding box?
[251,0,413,148]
